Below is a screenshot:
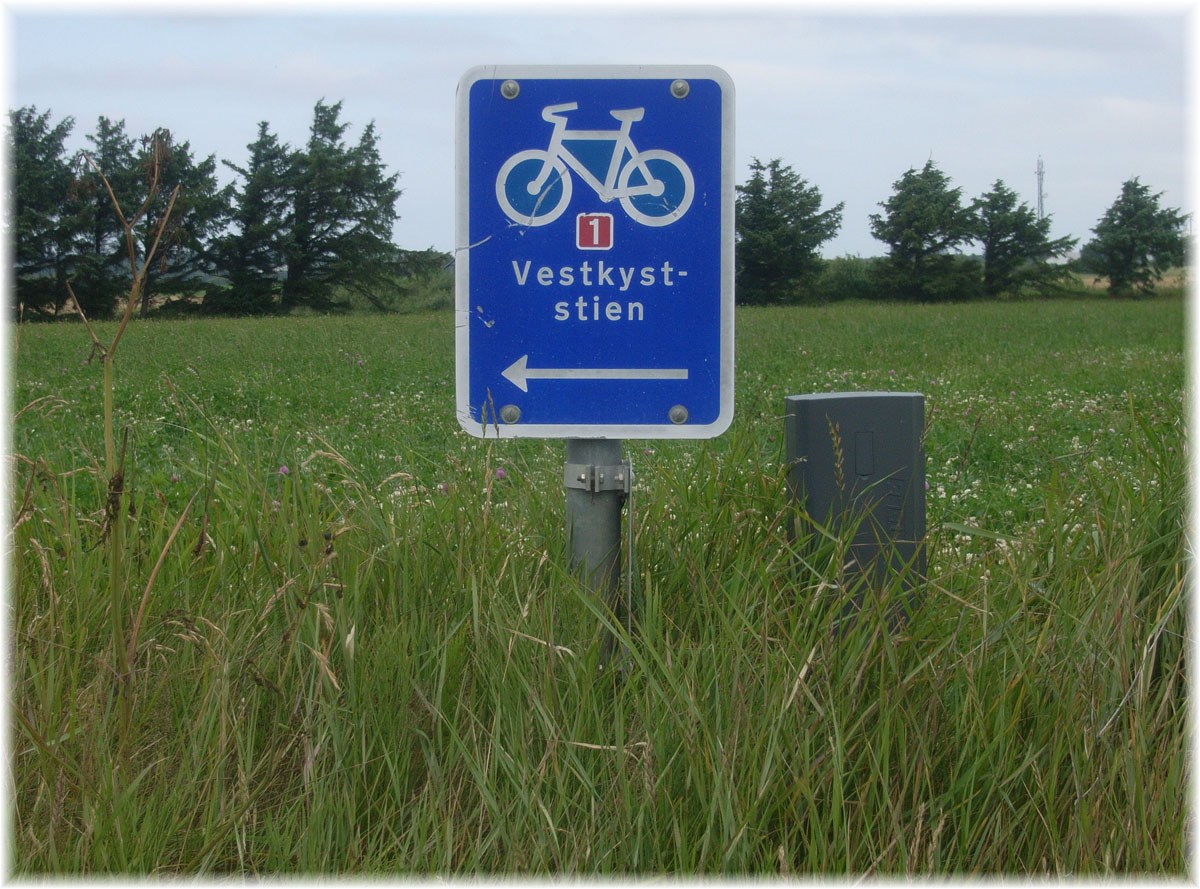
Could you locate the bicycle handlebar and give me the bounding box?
[541,102,579,121]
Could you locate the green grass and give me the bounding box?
[11,297,1186,874]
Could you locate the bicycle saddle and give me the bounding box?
[609,108,645,123]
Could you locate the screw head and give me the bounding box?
[499,404,521,424]
[670,79,690,99]
[500,80,520,100]
[669,404,689,424]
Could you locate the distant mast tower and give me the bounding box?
[1035,155,1045,221]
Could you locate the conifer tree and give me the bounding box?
[870,160,977,301]
[1082,178,1187,296]
[70,116,138,318]
[972,180,1075,297]
[214,122,291,314]
[281,100,402,311]
[735,157,842,304]
[8,106,76,316]
[134,134,232,311]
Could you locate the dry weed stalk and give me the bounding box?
[68,133,180,474]
[64,131,181,743]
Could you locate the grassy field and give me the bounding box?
[11,297,1187,874]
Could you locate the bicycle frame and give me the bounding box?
[530,103,661,201]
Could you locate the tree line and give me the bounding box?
[736,157,1188,304]
[9,104,1189,320]
[9,102,447,320]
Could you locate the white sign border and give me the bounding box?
[455,64,735,440]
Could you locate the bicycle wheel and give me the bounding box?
[617,150,694,227]
[495,149,573,227]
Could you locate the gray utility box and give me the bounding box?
[784,392,926,622]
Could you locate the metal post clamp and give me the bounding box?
[563,461,633,495]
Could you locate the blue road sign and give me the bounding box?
[455,65,734,438]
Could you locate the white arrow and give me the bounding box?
[501,355,689,392]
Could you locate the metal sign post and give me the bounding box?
[564,438,631,661]
[455,65,734,654]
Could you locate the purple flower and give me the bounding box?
[494,468,507,480]
[278,465,290,476]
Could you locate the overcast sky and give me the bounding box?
[5,3,1192,258]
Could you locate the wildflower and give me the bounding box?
[494,468,507,480]
[278,465,290,476]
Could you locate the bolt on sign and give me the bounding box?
[455,65,735,438]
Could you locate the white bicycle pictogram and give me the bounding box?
[495,102,695,228]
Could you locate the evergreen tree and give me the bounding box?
[735,157,843,304]
[134,133,233,311]
[7,100,406,319]
[213,122,291,314]
[1083,178,1187,296]
[972,180,1076,297]
[69,116,139,318]
[281,100,402,311]
[8,106,76,316]
[870,160,978,301]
